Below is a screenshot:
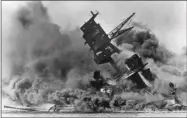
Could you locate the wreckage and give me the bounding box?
[78,11,186,112]
[80,11,154,90]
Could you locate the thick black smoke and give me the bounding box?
[115,28,174,63]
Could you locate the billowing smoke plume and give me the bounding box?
[2,1,100,106]
[113,22,186,105]
[115,27,174,64]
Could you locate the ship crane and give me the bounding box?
[108,13,135,40]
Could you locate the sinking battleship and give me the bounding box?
[4,11,185,113]
[80,11,154,90]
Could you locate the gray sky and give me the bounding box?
[2,1,186,54]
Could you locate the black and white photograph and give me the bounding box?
[1,1,187,117]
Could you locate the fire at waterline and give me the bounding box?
[4,10,187,112]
